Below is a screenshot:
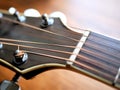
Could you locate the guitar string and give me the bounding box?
[0,38,76,48]
[0,31,119,73]
[1,17,80,42]
[0,38,119,68]
[0,35,118,78]
[24,50,114,81]
[1,41,74,55]
[0,41,116,84]
[1,41,117,77]
[0,37,118,83]
[0,37,119,64]
[0,17,119,83]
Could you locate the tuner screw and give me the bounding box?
[13,50,28,65]
[8,7,26,22]
[40,14,54,28]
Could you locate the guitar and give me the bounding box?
[0,8,120,90]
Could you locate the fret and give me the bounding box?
[73,32,120,88]
[113,67,120,86]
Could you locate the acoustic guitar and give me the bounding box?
[0,8,119,90]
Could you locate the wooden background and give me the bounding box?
[0,0,120,90]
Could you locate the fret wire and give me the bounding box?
[113,67,120,86]
[1,17,79,42]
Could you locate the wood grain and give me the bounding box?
[0,0,119,90]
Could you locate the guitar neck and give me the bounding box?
[0,9,120,89]
[72,32,120,88]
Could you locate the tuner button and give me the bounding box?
[24,8,41,17]
[0,43,3,49]
[13,50,28,65]
[9,7,16,15]
[49,11,67,25]
[8,7,26,22]
[40,14,54,28]
[0,13,3,18]
[0,80,21,90]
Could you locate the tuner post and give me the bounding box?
[8,7,26,22]
[40,13,54,28]
[13,49,28,65]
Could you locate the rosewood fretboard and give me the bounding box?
[74,32,120,88]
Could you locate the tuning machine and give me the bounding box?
[24,8,41,17]
[0,73,21,90]
[0,80,20,90]
[0,13,3,24]
[13,49,28,65]
[8,7,26,22]
[40,12,67,28]
[0,13,3,18]
[40,13,54,28]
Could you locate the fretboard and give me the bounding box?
[73,32,120,88]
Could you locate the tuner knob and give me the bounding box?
[0,13,3,18]
[0,43,3,49]
[0,80,20,90]
[24,8,41,17]
[0,73,21,90]
[49,11,67,25]
[40,14,54,28]
[8,7,26,22]
[13,50,28,65]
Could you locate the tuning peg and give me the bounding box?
[24,8,41,17]
[13,49,28,65]
[0,73,21,90]
[49,11,67,25]
[0,43,3,49]
[0,80,21,90]
[0,13,3,18]
[40,13,54,28]
[8,7,26,22]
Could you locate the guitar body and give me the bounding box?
[0,65,116,90]
[0,1,120,90]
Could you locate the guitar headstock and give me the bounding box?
[0,7,89,79]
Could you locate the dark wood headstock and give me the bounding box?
[0,9,88,79]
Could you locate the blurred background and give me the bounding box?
[0,0,119,90]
